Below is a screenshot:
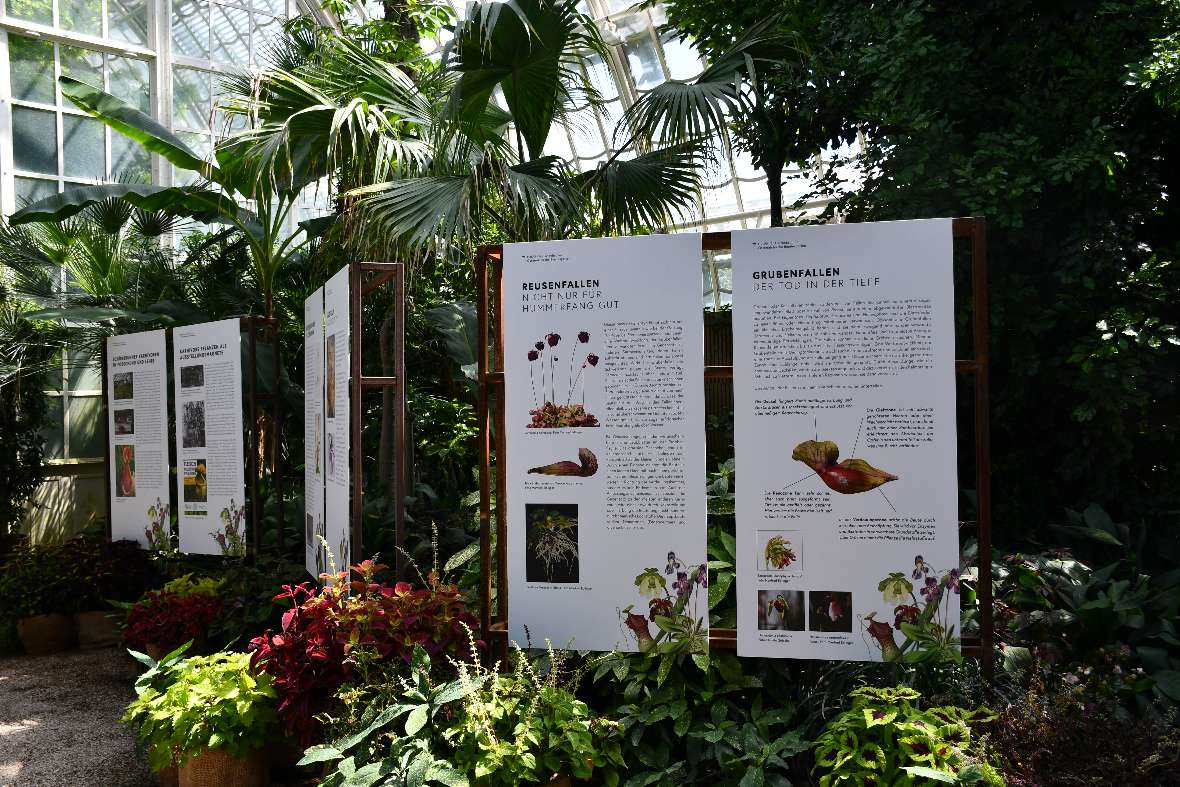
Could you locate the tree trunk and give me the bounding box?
[766,156,785,227]
[382,0,420,43]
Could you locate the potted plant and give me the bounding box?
[123,575,221,659]
[65,537,154,650]
[0,542,79,655]
[123,650,279,787]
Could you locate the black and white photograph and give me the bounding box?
[525,503,580,584]
[180,364,205,388]
[113,372,134,400]
[113,408,135,436]
[182,400,206,448]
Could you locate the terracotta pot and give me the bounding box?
[157,764,180,787]
[179,747,268,787]
[76,610,122,650]
[16,613,77,656]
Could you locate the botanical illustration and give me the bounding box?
[792,439,897,494]
[144,498,171,551]
[762,533,798,570]
[758,589,804,631]
[211,498,247,557]
[115,444,136,497]
[863,555,962,663]
[326,334,337,419]
[527,447,598,477]
[181,400,206,448]
[526,331,601,428]
[619,550,708,654]
[808,591,853,633]
[525,503,579,583]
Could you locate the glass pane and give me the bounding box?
[211,5,251,64]
[109,55,150,113]
[67,351,101,391]
[625,34,664,90]
[62,115,106,179]
[68,396,104,459]
[172,66,211,129]
[60,45,104,90]
[109,0,149,46]
[173,131,211,185]
[252,13,282,66]
[172,0,210,59]
[583,53,618,101]
[15,176,57,206]
[112,134,151,182]
[12,106,58,175]
[543,124,574,164]
[42,350,64,393]
[61,0,102,36]
[8,35,56,104]
[41,398,64,460]
[257,0,286,16]
[5,0,52,25]
[660,31,701,81]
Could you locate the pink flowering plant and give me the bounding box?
[863,555,962,664]
[211,499,246,557]
[144,498,172,551]
[526,331,601,428]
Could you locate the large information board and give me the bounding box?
[732,220,959,661]
[502,235,709,652]
[106,329,170,548]
[305,287,326,577]
[322,266,351,574]
[172,318,246,556]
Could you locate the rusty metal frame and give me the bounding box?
[476,219,992,677]
[348,262,408,578]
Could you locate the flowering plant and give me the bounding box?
[249,560,480,745]
[620,550,708,655]
[525,331,601,428]
[863,555,962,664]
[144,498,171,551]
[764,535,797,569]
[211,499,246,557]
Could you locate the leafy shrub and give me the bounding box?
[123,588,221,653]
[990,676,1180,786]
[123,651,278,771]
[446,644,624,786]
[249,560,480,745]
[590,650,809,785]
[812,685,1001,786]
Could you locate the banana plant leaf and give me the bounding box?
[425,300,478,391]
[60,76,213,176]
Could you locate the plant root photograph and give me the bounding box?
[525,503,579,583]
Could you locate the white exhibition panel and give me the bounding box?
[732,219,960,660]
[106,329,170,548]
[172,318,247,556]
[305,286,327,577]
[503,234,709,652]
[323,266,352,576]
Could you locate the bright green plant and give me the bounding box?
[445,643,624,786]
[122,651,278,772]
[160,573,223,598]
[811,685,1000,786]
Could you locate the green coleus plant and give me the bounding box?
[122,650,278,772]
[812,686,1002,786]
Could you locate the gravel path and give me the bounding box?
[0,648,153,787]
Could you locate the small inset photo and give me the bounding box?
[325,335,337,419]
[183,459,208,503]
[758,589,804,631]
[180,364,205,388]
[115,445,135,498]
[113,408,135,436]
[525,503,579,583]
[757,530,802,575]
[808,591,853,633]
[182,400,206,448]
[113,371,134,400]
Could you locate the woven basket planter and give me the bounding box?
[157,764,179,787]
[76,610,122,650]
[178,747,268,787]
[16,613,77,656]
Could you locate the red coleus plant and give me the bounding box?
[123,590,220,653]
[248,560,481,745]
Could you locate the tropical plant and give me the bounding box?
[210,0,707,265]
[811,685,1001,786]
[122,586,221,654]
[298,644,474,787]
[122,650,279,772]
